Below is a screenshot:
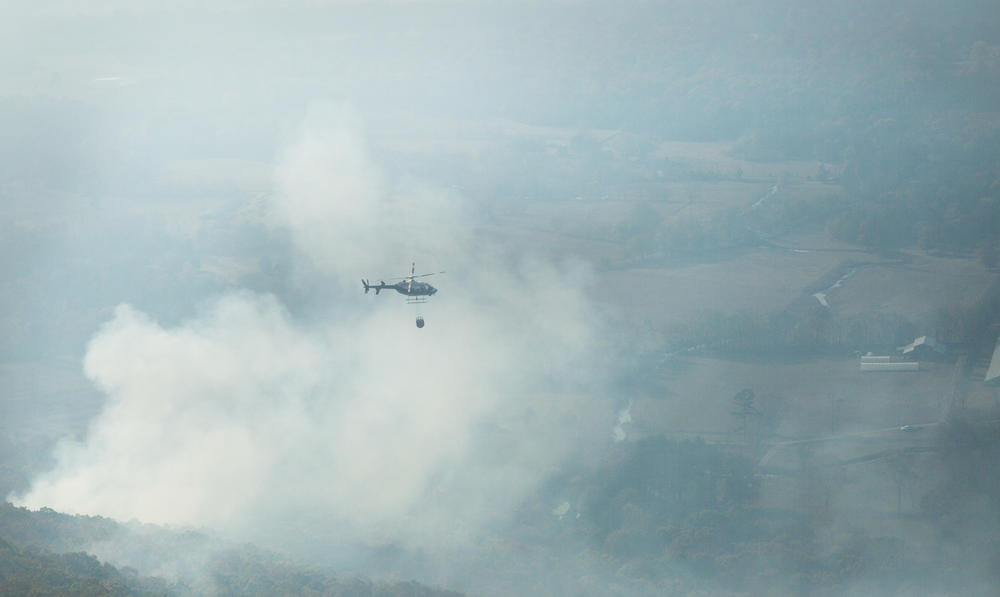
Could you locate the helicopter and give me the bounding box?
[363,263,443,328]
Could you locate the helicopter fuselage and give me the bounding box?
[363,279,437,297]
[387,280,437,296]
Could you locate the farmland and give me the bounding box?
[394,121,1000,454]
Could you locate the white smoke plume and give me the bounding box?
[13,103,614,556]
[271,103,469,278]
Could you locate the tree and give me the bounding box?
[731,389,759,446]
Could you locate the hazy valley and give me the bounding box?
[2,2,1000,595]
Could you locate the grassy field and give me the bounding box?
[833,253,996,320]
[653,139,830,181]
[596,247,848,328]
[635,354,956,439]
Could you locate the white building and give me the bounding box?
[861,361,920,372]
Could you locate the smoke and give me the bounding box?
[271,103,470,278]
[12,103,615,560]
[270,104,387,274]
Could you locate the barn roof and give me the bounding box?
[898,335,946,355]
[987,336,1000,385]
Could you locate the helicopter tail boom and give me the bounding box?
[362,279,386,295]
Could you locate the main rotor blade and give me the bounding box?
[379,268,446,281]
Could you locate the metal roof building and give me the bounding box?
[898,336,947,360]
[987,336,1000,385]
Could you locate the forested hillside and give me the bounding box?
[0,504,464,597]
[0,537,171,596]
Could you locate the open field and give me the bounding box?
[653,139,831,181]
[833,252,997,320]
[633,355,958,439]
[513,180,784,226]
[484,216,996,335]
[597,248,849,328]
[371,115,834,181]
